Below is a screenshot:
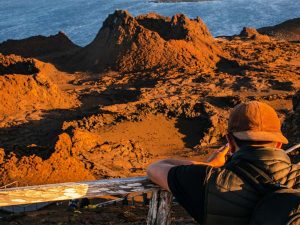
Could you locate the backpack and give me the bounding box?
[226,159,300,225]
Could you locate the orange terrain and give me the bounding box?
[0,10,299,224]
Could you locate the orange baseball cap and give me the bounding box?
[228,101,288,144]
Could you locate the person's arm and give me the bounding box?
[200,144,230,167]
[147,145,229,191]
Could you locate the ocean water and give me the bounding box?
[0,0,299,46]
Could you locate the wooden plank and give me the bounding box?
[0,176,159,207]
[147,190,173,225]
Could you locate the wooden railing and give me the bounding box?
[0,176,173,225]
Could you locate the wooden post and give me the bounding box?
[147,190,173,225]
[142,193,149,205]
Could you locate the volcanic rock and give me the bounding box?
[258,18,300,41]
[0,54,79,127]
[239,27,270,41]
[71,10,222,72]
[70,128,152,177]
[0,31,80,58]
[0,128,152,185]
[0,54,39,75]
[0,133,94,186]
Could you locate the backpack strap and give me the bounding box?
[225,159,283,195]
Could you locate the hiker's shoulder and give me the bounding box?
[286,163,300,189]
[207,166,246,189]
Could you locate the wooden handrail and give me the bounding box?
[0,176,157,206]
[0,176,173,225]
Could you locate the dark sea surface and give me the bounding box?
[0,0,299,46]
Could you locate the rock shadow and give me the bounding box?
[100,89,142,105]
[216,58,244,75]
[0,60,39,75]
[207,96,242,108]
[130,77,158,89]
[136,15,187,41]
[232,77,253,91]
[175,117,210,148]
[0,108,93,160]
[268,79,294,91]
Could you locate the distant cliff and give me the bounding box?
[258,18,300,41]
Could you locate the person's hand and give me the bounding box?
[205,145,230,167]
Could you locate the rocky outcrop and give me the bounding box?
[258,18,300,41]
[0,54,39,75]
[0,133,94,186]
[0,129,152,186]
[0,32,80,58]
[71,10,222,72]
[239,27,270,41]
[0,54,79,127]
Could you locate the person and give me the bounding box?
[147,101,300,225]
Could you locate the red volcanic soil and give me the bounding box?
[0,10,299,224]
